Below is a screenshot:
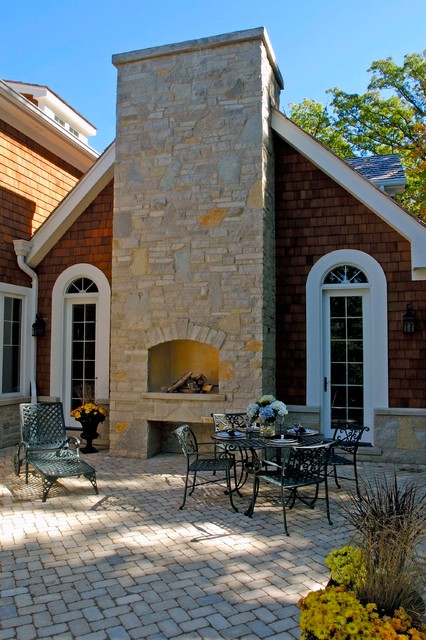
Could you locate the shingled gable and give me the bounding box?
[272,109,426,280]
[20,142,115,268]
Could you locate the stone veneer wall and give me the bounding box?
[110,28,283,457]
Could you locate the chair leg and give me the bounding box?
[353,456,361,497]
[84,473,99,496]
[235,450,249,493]
[280,484,290,536]
[226,467,238,512]
[179,470,191,510]
[333,465,341,488]
[42,476,55,502]
[286,488,297,508]
[245,475,260,517]
[324,477,333,526]
[189,470,197,497]
[293,483,320,509]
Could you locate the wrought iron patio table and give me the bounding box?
[211,432,300,492]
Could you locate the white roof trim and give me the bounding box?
[25,142,115,267]
[271,110,426,279]
[0,80,98,172]
[4,81,97,137]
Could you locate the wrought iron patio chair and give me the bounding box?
[326,421,370,496]
[13,402,98,502]
[172,424,238,512]
[211,413,247,432]
[245,442,333,535]
[211,412,250,484]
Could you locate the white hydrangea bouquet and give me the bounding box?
[246,394,288,425]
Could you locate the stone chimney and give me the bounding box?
[110,28,283,457]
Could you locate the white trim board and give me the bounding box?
[25,143,115,268]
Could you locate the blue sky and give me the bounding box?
[2,0,425,153]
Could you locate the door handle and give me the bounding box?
[324,377,329,392]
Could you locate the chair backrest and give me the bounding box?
[331,421,370,453]
[211,413,247,431]
[285,443,332,482]
[172,424,198,457]
[19,402,67,451]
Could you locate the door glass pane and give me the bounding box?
[2,297,22,393]
[71,303,96,410]
[330,295,364,423]
[330,319,345,339]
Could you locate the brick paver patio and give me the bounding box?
[0,446,424,640]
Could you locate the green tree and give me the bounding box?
[288,51,426,218]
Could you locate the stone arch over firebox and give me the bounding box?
[143,320,227,350]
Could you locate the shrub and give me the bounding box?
[299,586,426,639]
[325,545,366,589]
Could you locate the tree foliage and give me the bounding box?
[288,51,426,218]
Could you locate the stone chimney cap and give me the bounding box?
[112,27,284,90]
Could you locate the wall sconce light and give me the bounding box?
[32,314,46,337]
[403,304,416,334]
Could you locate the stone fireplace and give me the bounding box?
[109,28,283,457]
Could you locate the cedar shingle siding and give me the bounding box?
[275,136,426,409]
[0,119,82,286]
[36,181,114,395]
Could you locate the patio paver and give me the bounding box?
[0,446,424,639]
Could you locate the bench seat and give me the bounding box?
[29,450,98,502]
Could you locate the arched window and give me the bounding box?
[323,265,368,285]
[66,278,98,294]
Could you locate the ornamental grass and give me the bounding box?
[299,473,426,639]
[342,474,425,624]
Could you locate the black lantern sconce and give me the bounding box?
[32,314,46,337]
[402,304,416,335]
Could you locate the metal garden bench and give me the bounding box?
[14,402,98,502]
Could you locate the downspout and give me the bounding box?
[13,239,38,402]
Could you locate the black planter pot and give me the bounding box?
[78,417,102,453]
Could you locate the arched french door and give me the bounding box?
[64,278,98,423]
[306,251,388,443]
[322,265,371,432]
[50,265,110,427]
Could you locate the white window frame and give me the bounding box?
[306,250,388,426]
[0,282,31,398]
[50,265,110,403]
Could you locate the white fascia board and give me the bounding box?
[271,110,426,278]
[4,81,97,137]
[26,143,115,267]
[37,93,97,138]
[0,81,99,172]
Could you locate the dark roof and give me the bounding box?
[345,154,406,185]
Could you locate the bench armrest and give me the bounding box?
[66,436,81,456]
